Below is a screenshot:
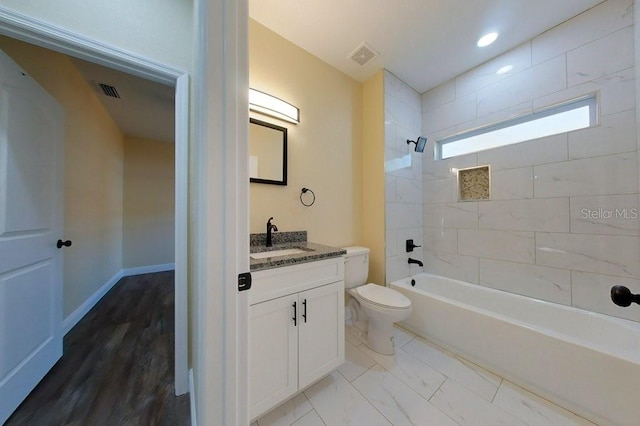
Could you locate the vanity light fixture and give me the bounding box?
[477,32,498,47]
[249,88,300,124]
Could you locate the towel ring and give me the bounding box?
[300,187,315,207]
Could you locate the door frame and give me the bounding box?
[0,9,190,395]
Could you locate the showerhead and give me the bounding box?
[407,136,427,153]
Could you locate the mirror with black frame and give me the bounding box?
[249,118,288,185]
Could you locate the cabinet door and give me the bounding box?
[249,294,298,420]
[298,281,345,389]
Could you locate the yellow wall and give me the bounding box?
[0,37,125,317]
[362,71,386,284]
[123,136,175,268]
[249,19,363,247]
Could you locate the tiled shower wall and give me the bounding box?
[384,71,425,282]
[421,0,640,322]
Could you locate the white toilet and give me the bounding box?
[343,246,412,355]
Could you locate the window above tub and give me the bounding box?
[435,94,598,160]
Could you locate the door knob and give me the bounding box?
[57,239,72,249]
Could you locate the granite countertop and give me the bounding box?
[250,231,346,271]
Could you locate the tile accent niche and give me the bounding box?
[458,166,490,201]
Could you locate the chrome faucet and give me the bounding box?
[408,258,423,267]
[266,217,278,247]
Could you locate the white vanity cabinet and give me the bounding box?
[249,257,345,421]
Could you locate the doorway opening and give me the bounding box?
[0,9,189,421]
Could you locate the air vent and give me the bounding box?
[348,42,380,66]
[98,83,121,99]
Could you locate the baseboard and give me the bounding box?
[62,270,123,335]
[121,263,175,277]
[62,263,176,336]
[189,369,197,426]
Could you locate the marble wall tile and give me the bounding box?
[385,70,421,112]
[479,259,571,305]
[456,43,532,98]
[536,232,640,278]
[458,229,535,263]
[531,0,633,65]
[386,228,398,257]
[386,202,423,230]
[385,175,397,203]
[352,366,457,426]
[396,177,423,204]
[430,379,526,425]
[423,177,457,203]
[422,78,456,112]
[422,92,476,134]
[424,227,458,254]
[533,152,637,198]
[457,101,533,134]
[476,56,566,118]
[571,271,640,322]
[387,253,421,283]
[476,133,568,171]
[386,93,420,131]
[491,167,534,200]
[567,26,634,87]
[478,198,570,232]
[533,68,635,117]
[423,152,477,181]
[424,202,478,229]
[568,109,636,159]
[570,194,640,236]
[423,250,479,283]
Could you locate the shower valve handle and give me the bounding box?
[611,285,640,307]
[406,239,422,252]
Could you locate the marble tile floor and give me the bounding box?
[253,325,596,426]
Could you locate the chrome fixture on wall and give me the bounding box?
[249,88,300,124]
[407,136,427,153]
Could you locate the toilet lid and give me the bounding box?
[356,284,411,309]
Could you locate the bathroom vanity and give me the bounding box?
[248,232,346,421]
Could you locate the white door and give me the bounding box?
[248,293,298,421]
[0,49,64,424]
[298,282,345,389]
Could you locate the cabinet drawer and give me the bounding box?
[250,257,344,305]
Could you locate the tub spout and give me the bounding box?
[408,258,423,267]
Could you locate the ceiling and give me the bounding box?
[71,57,175,143]
[249,0,604,93]
[70,0,604,142]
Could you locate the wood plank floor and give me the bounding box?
[6,272,190,426]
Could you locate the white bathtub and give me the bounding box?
[390,272,640,426]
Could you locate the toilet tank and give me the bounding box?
[343,246,370,289]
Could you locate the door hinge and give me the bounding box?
[238,272,252,292]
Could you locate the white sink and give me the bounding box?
[250,248,308,259]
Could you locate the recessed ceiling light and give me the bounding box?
[496,65,513,75]
[477,32,498,47]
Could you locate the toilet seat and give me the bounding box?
[355,283,411,310]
